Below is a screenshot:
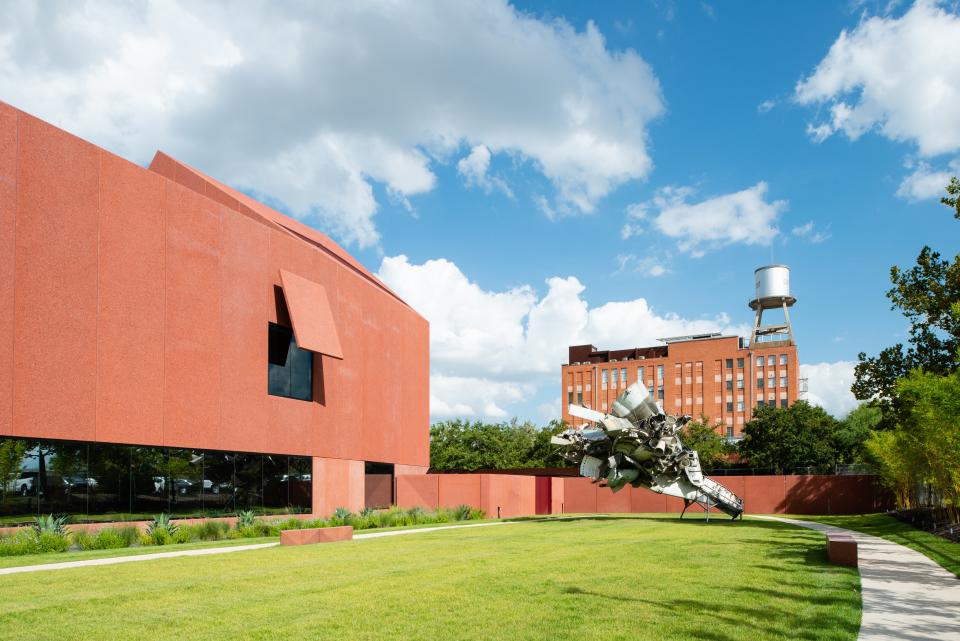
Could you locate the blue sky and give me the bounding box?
[3,1,958,422]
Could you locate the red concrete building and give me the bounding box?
[562,333,800,438]
[0,103,429,523]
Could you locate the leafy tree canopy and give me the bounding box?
[678,417,734,470]
[738,401,842,474]
[430,419,568,471]
[853,181,960,408]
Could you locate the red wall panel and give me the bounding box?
[630,487,669,513]
[596,485,632,513]
[438,474,482,509]
[561,478,598,514]
[96,153,165,446]
[481,474,535,519]
[162,181,221,450]
[0,105,15,436]
[218,210,271,452]
[13,114,99,441]
[396,474,439,510]
[743,476,785,514]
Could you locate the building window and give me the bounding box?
[757,379,763,389]
[0,436,312,520]
[601,369,608,386]
[725,380,733,391]
[780,398,788,408]
[268,324,313,402]
[779,354,788,365]
[737,401,744,412]
[726,426,733,438]
[780,376,788,388]
[726,401,733,412]
[611,368,618,385]
[657,365,664,380]
[737,379,744,389]
[621,368,627,384]
[725,358,733,369]
[567,391,573,405]
[737,358,744,369]
[577,392,583,405]
[768,399,777,408]
[768,378,775,388]
[767,355,775,366]
[638,366,645,381]
[657,386,664,400]
[757,400,764,409]
[756,356,763,367]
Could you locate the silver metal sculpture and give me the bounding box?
[553,381,744,519]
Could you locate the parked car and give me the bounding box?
[63,475,98,492]
[5,472,37,496]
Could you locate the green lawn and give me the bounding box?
[797,513,960,577]
[0,535,279,569]
[0,519,502,569]
[0,515,860,641]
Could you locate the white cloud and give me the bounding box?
[800,361,859,418]
[757,99,776,113]
[791,220,831,243]
[796,1,960,156]
[0,1,664,248]
[377,255,749,420]
[430,375,533,420]
[457,144,513,198]
[615,253,669,277]
[627,183,786,257]
[896,158,960,200]
[620,202,648,239]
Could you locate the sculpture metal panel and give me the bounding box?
[553,381,744,518]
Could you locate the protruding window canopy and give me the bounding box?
[278,269,343,360]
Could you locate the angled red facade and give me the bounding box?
[0,102,429,519]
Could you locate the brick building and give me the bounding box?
[561,333,800,438]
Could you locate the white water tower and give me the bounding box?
[748,265,796,345]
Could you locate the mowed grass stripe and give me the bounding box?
[0,515,860,641]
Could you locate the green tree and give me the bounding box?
[429,419,569,471]
[0,438,28,504]
[738,401,841,473]
[894,366,960,520]
[832,403,882,465]
[679,417,731,469]
[942,176,960,220]
[853,181,960,409]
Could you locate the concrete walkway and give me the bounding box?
[757,516,960,641]
[0,519,519,576]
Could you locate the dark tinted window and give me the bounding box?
[268,323,313,401]
[0,437,312,523]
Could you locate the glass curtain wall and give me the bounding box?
[0,437,312,524]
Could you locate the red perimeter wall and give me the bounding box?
[397,474,891,517]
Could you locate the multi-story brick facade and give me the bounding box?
[561,334,799,438]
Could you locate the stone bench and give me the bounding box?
[280,526,353,546]
[827,532,858,567]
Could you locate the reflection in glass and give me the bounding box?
[262,455,288,512]
[131,446,168,515]
[0,437,312,521]
[268,323,313,402]
[40,442,88,515]
[234,453,262,511]
[288,456,312,512]
[0,438,38,520]
[167,449,203,516]
[203,452,235,515]
[88,443,131,517]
